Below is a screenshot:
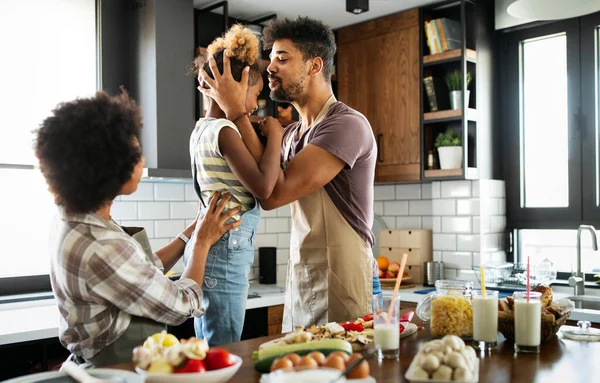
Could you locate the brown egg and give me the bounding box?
[307,351,326,366]
[270,357,293,372]
[323,355,346,371]
[328,351,350,363]
[346,353,370,380]
[285,353,302,366]
[297,356,319,370]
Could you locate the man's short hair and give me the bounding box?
[262,17,336,81]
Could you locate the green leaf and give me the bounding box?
[434,130,462,148]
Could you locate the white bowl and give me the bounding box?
[136,355,243,383]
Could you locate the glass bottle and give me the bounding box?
[416,280,474,338]
[427,150,435,169]
[257,99,268,117]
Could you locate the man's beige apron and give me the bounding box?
[281,96,373,332]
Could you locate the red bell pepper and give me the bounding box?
[340,322,365,332]
[361,313,373,322]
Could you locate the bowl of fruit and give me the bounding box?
[132,331,242,383]
[377,256,411,285]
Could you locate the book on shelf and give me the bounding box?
[424,18,462,55]
[423,76,438,112]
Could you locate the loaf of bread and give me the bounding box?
[533,284,553,308]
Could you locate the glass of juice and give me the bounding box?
[513,291,542,354]
[373,294,401,360]
[472,290,499,350]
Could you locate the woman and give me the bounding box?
[34,90,239,367]
[184,24,283,346]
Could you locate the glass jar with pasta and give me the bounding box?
[416,280,473,338]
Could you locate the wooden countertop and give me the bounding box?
[111,303,600,382]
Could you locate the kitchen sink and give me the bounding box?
[566,295,600,310]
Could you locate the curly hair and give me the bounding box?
[191,24,263,86]
[34,90,143,214]
[262,17,336,81]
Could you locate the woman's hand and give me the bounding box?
[258,117,284,139]
[193,191,242,250]
[198,53,249,120]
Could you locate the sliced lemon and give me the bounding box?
[144,332,180,348]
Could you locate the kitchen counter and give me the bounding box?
[107,302,600,382]
[0,283,286,346]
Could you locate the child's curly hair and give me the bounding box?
[192,24,263,86]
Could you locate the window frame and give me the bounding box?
[502,19,583,229]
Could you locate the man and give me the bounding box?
[198,17,378,332]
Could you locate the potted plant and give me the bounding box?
[445,70,472,110]
[434,130,462,169]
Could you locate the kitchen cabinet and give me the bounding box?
[379,229,432,284]
[337,9,421,183]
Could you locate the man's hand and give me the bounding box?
[258,117,284,138]
[194,191,242,249]
[198,53,249,120]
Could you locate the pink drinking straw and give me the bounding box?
[386,253,408,326]
[526,255,530,302]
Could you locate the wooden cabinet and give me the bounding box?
[337,9,421,183]
[267,304,284,335]
[379,229,432,284]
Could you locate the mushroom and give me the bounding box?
[420,354,441,373]
[453,366,474,381]
[432,365,453,380]
[444,351,467,369]
[442,335,465,351]
[411,367,430,379]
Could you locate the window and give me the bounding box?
[0,0,97,286]
[502,12,600,272]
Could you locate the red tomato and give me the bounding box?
[399,323,406,333]
[204,348,236,370]
[175,358,206,373]
[362,313,373,322]
[340,322,365,332]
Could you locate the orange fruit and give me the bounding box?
[376,256,389,271]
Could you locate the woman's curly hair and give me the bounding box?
[191,24,263,86]
[262,17,336,81]
[34,90,143,214]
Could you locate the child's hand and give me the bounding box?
[258,117,284,139]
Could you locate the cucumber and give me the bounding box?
[253,339,353,373]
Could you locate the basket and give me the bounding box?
[498,310,571,343]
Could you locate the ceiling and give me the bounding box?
[192,0,439,29]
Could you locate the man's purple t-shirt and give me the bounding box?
[281,102,377,247]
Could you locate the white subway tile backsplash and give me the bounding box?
[444,268,459,279]
[121,220,155,238]
[374,202,384,216]
[471,181,480,198]
[441,217,472,234]
[374,185,396,200]
[155,220,185,238]
[490,216,506,233]
[433,199,456,216]
[149,238,169,252]
[170,202,198,219]
[489,180,505,198]
[382,216,396,229]
[483,233,503,251]
[184,183,197,201]
[441,181,471,198]
[433,251,442,262]
[456,199,479,216]
[472,216,481,234]
[255,233,278,248]
[122,183,154,201]
[138,202,170,220]
[457,269,478,283]
[395,184,421,200]
[276,249,290,265]
[111,202,138,220]
[277,233,291,248]
[383,201,409,215]
[432,216,441,233]
[396,216,422,229]
[498,198,506,215]
[472,252,489,267]
[456,234,481,252]
[421,183,433,199]
[442,251,473,269]
[260,208,278,218]
[257,219,266,234]
[432,182,441,198]
[422,216,434,230]
[433,234,457,251]
[409,200,432,216]
[266,218,290,233]
[480,198,500,216]
[277,265,288,283]
[277,205,291,217]
[154,183,185,201]
[185,219,195,227]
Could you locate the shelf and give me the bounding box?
[423,108,477,123]
[423,49,477,66]
[424,167,479,180]
[249,115,297,126]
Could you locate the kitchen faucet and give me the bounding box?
[568,225,599,296]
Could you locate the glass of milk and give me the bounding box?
[373,294,401,359]
[513,291,542,354]
[472,290,499,350]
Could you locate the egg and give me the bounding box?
[328,351,350,363]
[323,355,346,371]
[270,357,294,372]
[307,351,326,366]
[285,353,302,366]
[346,353,370,380]
[297,356,319,369]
